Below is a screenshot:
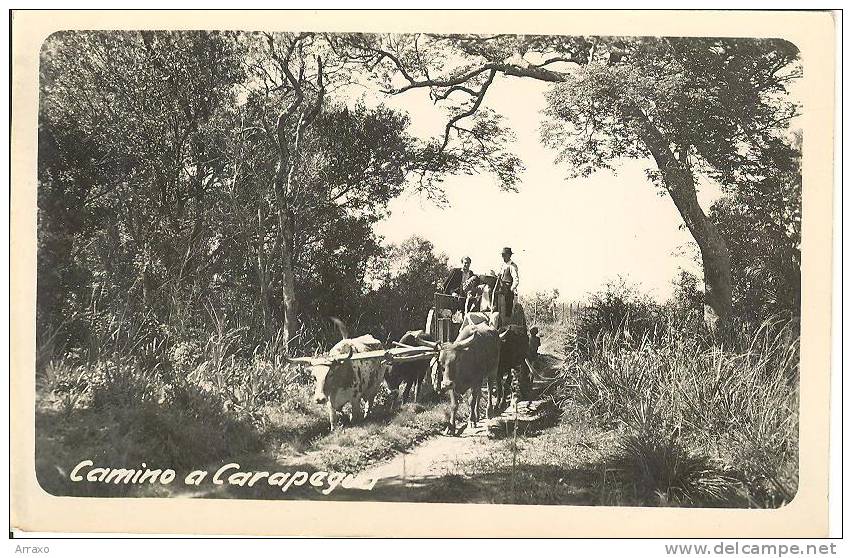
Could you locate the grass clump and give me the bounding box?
[308,403,449,474]
[36,356,268,497]
[613,426,737,506]
[36,341,450,498]
[556,283,799,508]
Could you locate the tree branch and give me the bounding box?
[533,56,580,68]
[441,68,497,151]
[432,84,479,102]
[303,55,325,127]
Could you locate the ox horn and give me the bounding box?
[330,317,350,340]
[452,333,478,351]
[286,356,316,365]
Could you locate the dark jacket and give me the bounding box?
[442,267,474,295]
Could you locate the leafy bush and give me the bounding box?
[37,360,93,416]
[88,359,170,410]
[666,270,705,326]
[187,355,304,426]
[168,340,205,378]
[575,280,670,351]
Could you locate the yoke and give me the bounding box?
[288,345,438,364]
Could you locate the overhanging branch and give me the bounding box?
[441,68,497,151]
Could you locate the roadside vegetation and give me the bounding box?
[34,277,800,507]
[418,284,799,508]
[36,333,450,498]
[569,321,797,507]
[440,279,798,508]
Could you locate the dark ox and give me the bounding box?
[384,330,434,407]
[496,325,531,407]
[435,322,500,435]
[289,334,386,431]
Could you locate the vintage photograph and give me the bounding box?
[32,26,804,511]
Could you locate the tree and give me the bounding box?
[341,35,801,331]
[39,30,245,352]
[708,132,802,322]
[288,104,424,335]
[229,32,448,347]
[361,236,449,341]
[241,32,326,346]
[37,31,450,358]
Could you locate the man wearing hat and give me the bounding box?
[495,247,520,318]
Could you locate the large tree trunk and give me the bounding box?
[271,112,300,350]
[256,253,274,340]
[666,174,733,331]
[278,209,298,345]
[267,48,324,351]
[272,156,298,347]
[274,98,320,350]
[633,109,733,331]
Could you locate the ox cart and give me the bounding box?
[287,274,532,433]
[424,273,535,420]
[427,274,527,343]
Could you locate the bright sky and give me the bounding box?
[365,75,722,303]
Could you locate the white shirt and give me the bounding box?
[499,260,520,293]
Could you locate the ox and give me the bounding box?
[434,322,500,435]
[384,330,435,407]
[496,325,531,407]
[456,314,530,409]
[461,310,501,329]
[289,334,386,431]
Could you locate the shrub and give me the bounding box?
[575,280,669,351]
[87,359,170,409]
[186,353,305,427]
[37,359,93,416]
[560,308,799,507]
[168,340,205,378]
[614,425,736,506]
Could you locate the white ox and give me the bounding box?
[289,334,387,431]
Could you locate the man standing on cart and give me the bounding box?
[495,247,520,318]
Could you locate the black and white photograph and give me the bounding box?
[10,9,838,537]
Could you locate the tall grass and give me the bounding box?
[34,308,315,496]
[35,308,450,498]
[559,314,799,507]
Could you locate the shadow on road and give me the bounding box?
[328,460,616,505]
